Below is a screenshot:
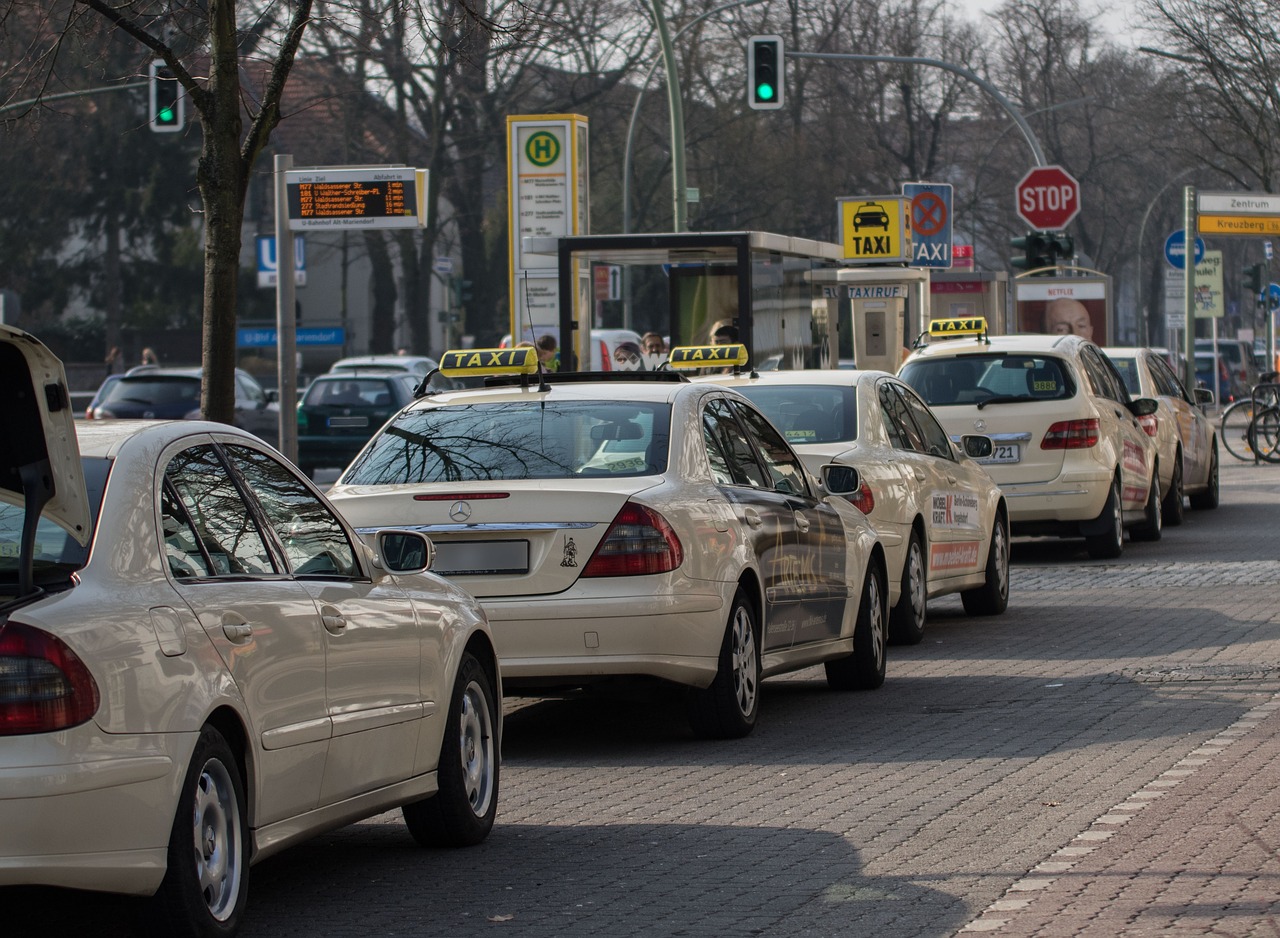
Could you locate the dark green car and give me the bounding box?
[296,372,421,478]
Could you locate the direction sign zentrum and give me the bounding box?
[1015,165,1081,231]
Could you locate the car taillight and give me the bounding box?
[1041,418,1100,449]
[0,622,100,736]
[848,481,875,515]
[581,503,683,577]
[1138,414,1159,437]
[297,409,309,431]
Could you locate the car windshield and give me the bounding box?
[1109,357,1141,395]
[0,457,111,588]
[343,401,672,483]
[734,385,858,444]
[900,354,1074,406]
[100,375,201,407]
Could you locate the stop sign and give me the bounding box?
[1015,165,1081,230]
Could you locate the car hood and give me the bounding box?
[0,324,91,548]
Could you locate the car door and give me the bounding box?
[1079,345,1151,510]
[161,443,329,825]
[1149,353,1210,483]
[222,442,429,804]
[726,399,850,648]
[886,381,988,579]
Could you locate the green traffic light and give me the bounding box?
[158,106,175,123]
[756,82,775,101]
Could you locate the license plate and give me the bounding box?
[328,416,369,428]
[980,443,1021,464]
[432,540,529,575]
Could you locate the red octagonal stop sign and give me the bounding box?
[1015,165,1081,230]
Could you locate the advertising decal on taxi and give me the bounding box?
[1122,439,1146,476]
[931,491,981,529]
[930,541,980,571]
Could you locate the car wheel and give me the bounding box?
[1084,476,1124,560]
[889,531,926,645]
[148,725,249,938]
[687,588,760,739]
[1162,452,1185,527]
[1189,443,1220,510]
[825,560,887,691]
[403,651,499,847]
[961,512,1009,616]
[1131,466,1163,542]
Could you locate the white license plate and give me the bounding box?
[433,540,529,575]
[328,416,369,428]
[980,443,1021,464]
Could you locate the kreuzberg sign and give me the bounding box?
[836,196,913,264]
[1197,191,1280,237]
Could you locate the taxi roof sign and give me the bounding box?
[666,344,749,369]
[928,317,988,339]
[439,347,539,377]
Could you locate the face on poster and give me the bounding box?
[1015,280,1108,342]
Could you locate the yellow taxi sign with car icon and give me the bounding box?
[928,317,988,339]
[837,196,913,263]
[667,344,749,369]
[440,347,539,376]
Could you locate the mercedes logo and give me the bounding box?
[448,500,472,522]
[973,418,987,433]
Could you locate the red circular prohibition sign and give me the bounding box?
[911,192,948,237]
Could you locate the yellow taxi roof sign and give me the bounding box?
[928,317,988,339]
[439,347,539,377]
[666,344,749,369]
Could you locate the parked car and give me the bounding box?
[698,367,1009,645]
[87,366,281,447]
[0,324,500,937]
[1105,346,1220,521]
[899,319,1160,559]
[296,372,421,478]
[1195,351,1246,403]
[1195,338,1261,400]
[329,354,439,377]
[326,344,889,739]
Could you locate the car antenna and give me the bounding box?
[521,271,551,392]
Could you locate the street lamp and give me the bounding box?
[1134,167,1199,346]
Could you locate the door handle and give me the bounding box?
[743,507,764,528]
[946,474,958,484]
[321,606,347,634]
[221,616,252,643]
[794,513,811,533]
[914,469,927,482]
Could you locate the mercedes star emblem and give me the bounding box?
[449,501,472,522]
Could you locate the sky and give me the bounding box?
[960,0,1143,48]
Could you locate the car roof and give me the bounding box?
[402,374,698,411]
[697,368,891,388]
[908,333,1081,359]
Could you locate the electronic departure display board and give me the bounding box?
[285,167,426,231]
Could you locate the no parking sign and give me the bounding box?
[904,182,953,268]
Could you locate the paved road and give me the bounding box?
[7,459,1280,937]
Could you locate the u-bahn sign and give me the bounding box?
[1015,165,1080,231]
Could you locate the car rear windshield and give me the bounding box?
[100,375,201,408]
[304,378,405,408]
[1109,357,1141,396]
[900,354,1075,406]
[734,385,858,444]
[342,401,672,484]
[0,457,110,589]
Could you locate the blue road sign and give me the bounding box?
[1269,282,1280,311]
[904,182,953,268]
[257,235,307,288]
[237,327,345,348]
[1164,229,1205,270]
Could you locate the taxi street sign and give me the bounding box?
[1197,191,1280,238]
[837,196,912,263]
[903,182,952,268]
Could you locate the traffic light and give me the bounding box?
[1047,232,1074,261]
[149,59,184,133]
[1010,232,1053,273]
[747,36,784,110]
[1244,263,1266,300]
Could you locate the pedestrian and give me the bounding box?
[535,334,560,372]
[104,346,121,377]
[140,347,159,366]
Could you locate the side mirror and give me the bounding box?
[961,434,993,459]
[1193,387,1215,406]
[375,530,435,574]
[265,389,281,404]
[1126,397,1159,417]
[821,463,861,496]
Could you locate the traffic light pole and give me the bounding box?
[646,0,687,233]
[0,80,147,116]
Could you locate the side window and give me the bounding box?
[877,381,909,449]
[895,384,956,460]
[223,445,359,578]
[732,401,813,498]
[1148,356,1186,401]
[236,374,266,406]
[879,381,927,453]
[704,399,768,488]
[164,445,277,576]
[160,482,213,578]
[1079,347,1123,402]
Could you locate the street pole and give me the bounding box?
[1183,185,1197,395]
[275,153,298,463]
[647,0,687,233]
[1135,167,1199,346]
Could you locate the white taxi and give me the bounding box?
[1105,346,1220,523]
[899,319,1161,559]
[325,345,890,739]
[699,367,1009,645]
[0,325,500,936]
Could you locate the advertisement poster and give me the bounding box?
[1014,278,1109,344]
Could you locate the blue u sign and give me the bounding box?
[1164,229,1204,270]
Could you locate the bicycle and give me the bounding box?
[1220,374,1280,462]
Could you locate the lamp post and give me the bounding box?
[1134,167,1199,347]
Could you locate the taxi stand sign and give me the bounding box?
[836,196,913,264]
[439,347,539,377]
[667,344,749,369]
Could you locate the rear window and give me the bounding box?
[0,457,110,588]
[900,354,1075,406]
[304,378,400,407]
[342,401,672,484]
[734,385,858,444]
[1109,357,1141,395]
[101,375,201,407]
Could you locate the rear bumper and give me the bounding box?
[1000,469,1112,529]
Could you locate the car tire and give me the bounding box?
[1162,452,1185,527]
[403,651,499,847]
[148,725,249,938]
[687,588,760,739]
[1189,443,1220,510]
[961,512,1009,616]
[889,531,926,645]
[825,560,886,691]
[1084,475,1124,560]
[1131,465,1163,542]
